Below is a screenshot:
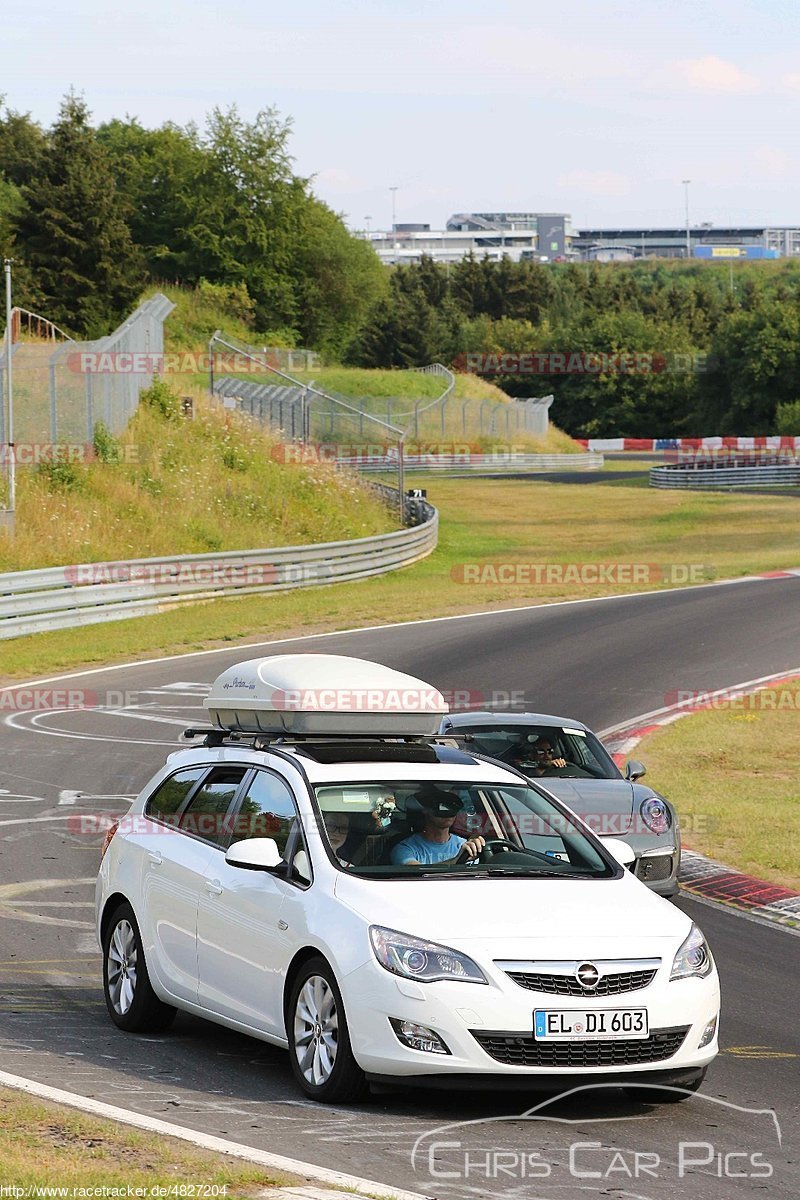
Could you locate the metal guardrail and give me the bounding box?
[651,463,800,489]
[0,491,437,641]
[337,452,603,473]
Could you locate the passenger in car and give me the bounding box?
[324,812,356,867]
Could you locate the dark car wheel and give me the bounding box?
[102,902,176,1033]
[287,956,368,1103]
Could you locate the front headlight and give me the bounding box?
[370,925,488,985]
[670,923,713,981]
[640,796,672,834]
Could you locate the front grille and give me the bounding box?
[506,969,657,997]
[472,1026,689,1068]
[636,855,674,883]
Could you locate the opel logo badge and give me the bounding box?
[576,962,600,990]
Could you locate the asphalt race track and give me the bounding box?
[1,575,799,1198]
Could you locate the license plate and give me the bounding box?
[534,1008,649,1041]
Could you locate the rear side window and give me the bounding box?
[144,767,206,823]
[233,770,299,856]
[178,766,249,848]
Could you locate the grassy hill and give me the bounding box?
[155,284,581,453]
[0,380,394,573]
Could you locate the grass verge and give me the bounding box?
[1,477,797,682]
[632,687,800,889]
[0,1088,292,1194]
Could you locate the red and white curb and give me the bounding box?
[577,436,800,453]
[601,669,800,933]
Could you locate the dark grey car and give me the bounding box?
[439,711,680,897]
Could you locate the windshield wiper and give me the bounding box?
[481,867,588,878]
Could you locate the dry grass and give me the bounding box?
[633,689,800,889]
[0,1088,291,1192]
[0,388,394,572]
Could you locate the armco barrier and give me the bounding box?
[0,491,437,641]
[336,452,603,473]
[650,463,800,489]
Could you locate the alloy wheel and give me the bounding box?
[106,918,138,1016]
[293,974,339,1086]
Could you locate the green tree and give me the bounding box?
[699,301,800,432]
[0,100,47,187]
[292,196,386,354]
[97,117,204,281]
[14,92,143,334]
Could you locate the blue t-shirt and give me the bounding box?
[391,831,465,866]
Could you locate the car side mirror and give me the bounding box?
[292,848,312,884]
[602,837,637,869]
[625,759,646,782]
[226,837,283,872]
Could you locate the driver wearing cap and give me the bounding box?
[391,789,485,866]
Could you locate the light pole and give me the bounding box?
[682,180,691,259]
[389,186,398,253]
[3,258,14,535]
[364,215,372,237]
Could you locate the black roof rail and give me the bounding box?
[182,726,466,750]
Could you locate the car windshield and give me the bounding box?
[454,724,619,780]
[313,779,615,879]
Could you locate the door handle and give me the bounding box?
[148,851,163,866]
[206,880,223,896]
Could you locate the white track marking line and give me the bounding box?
[2,570,795,694]
[4,710,176,747]
[0,1069,431,1200]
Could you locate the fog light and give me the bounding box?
[390,1018,450,1055]
[698,1015,718,1049]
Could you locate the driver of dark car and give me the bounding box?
[391,789,485,866]
[530,738,568,774]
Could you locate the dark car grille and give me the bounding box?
[472,1026,689,1068]
[636,855,674,883]
[506,969,657,997]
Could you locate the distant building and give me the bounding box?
[574,225,800,260]
[363,212,574,265]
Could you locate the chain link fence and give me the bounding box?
[210,332,553,446]
[1,293,175,449]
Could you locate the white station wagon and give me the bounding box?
[96,654,719,1103]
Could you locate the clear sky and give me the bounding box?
[3,0,799,231]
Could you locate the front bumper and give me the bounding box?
[342,958,719,1082]
[632,845,680,897]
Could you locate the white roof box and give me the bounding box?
[204,654,449,736]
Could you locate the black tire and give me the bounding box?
[623,1068,707,1104]
[102,902,176,1033]
[287,956,367,1103]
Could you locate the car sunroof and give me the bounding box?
[293,742,478,765]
